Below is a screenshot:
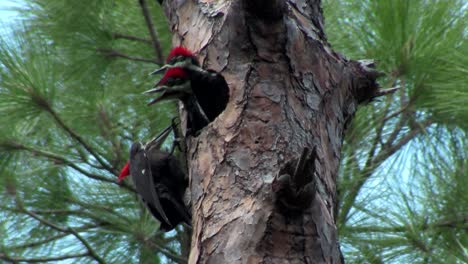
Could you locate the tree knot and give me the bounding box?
[272,147,317,213]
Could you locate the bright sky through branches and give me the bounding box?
[0,0,22,32]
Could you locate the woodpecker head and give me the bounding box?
[117,125,173,183]
[117,143,142,182]
[151,46,201,75]
[166,46,199,67]
[145,67,191,105]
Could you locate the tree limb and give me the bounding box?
[0,252,90,263]
[46,106,115,175]
[6,142,115,184]
[347,215,468,233]
[112,32,152,44]
[2,141,135,193]
[338,98,392,225]
[97,48,159,64]
[382,103,412,123]
[339,120,433,226]
[138,0,164,64]
[65,197,134,226]
[20,207,107,264]
[142,237,187,264]
[6,224,100,250]
[373,87,400,98]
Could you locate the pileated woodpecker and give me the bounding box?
[149,46,229,123]
[118,124,191,231]
[146,67,210,135]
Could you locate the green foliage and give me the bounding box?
[0,0,466,263]
[325,0,468,263]
[0,0,183,263]
[325,0,468,128]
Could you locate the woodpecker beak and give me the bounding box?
[143,86,167,95]
[150,57,201,75]
[145,122,175,151]
[150,64,171,75]
[145,82,192,106]
[150,60,189,75]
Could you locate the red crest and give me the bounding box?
[166,46,194,63]
[157,67,188,86]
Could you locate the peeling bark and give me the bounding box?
[161,0,380,263]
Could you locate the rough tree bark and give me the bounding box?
[162,0,382,263]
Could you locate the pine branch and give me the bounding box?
[96,108,126,173]
[384,113,410,149]
[142,237,187,264]
[97,48,159,64]
[20,207,107,264]
[46,107,116,175]
[138,0,164,64]
[9,233,69,250]
[338,99,392,225]
[2,200,127,231]
[15,91,114,175]
[366,97,393,169]
[0,252,90,263]
[10,143,112,182]
[372,87,400,99]
[112,32,152,44]
[31,208,83,215]
[339,120,433,225]
[67,228,106,264]
[2,141,135,193]
[2,203,124,251]
[384,82,413,148]
[373,120,433,166]
[65,197,134,226]
[31,208,125,228]
[31,208,114,225]
[347,215,468,233]
[382,103,411,123]
[7,224,100,250]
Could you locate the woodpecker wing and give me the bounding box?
[189,69,230,122]
[166,155,192,225]
[129,142,171,226]
[163,63,229,122]
[146,151,191,231]
[184,96,210,135]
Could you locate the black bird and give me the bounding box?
[118,125,190,231]
[145,67,210,135]
[149,46,229,124]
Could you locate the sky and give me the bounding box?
[0,0,22,33]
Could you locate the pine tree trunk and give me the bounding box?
[162,1,380,263]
